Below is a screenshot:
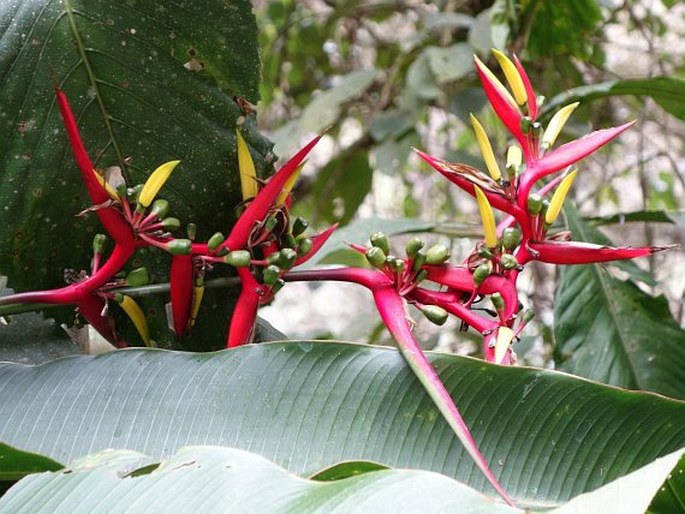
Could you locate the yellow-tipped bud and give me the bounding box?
[277,161,305,206]
[545,169,578,225]
[117,294,151,347]
[470,114,502,181]
[506,145,522,170]
[138,160,181,208]
[93,171,119,201]
[473,185,498,248]
[474,55,517,109]
[236,129,258,201]
[542,102,580,149]
[189,282,205,328]
[492,49,527,106]
[494,326,514,364]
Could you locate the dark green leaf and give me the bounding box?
[0,443,63,481]
[589,210,685,227]
[541,77,685,122]
[554,206,685,399]
[1,343,685,506]
[309,461,390,481]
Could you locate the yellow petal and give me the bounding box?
[189,284,205,328]
[492,49,527,106]
[474,185,498,248]
[542,102,580,149]
[506,145,522,170]
[494,326,514,364]
[138,160,181,208]
[545,169,578,225]
[276,161,305,206]
[474,55,518,109]
[236,129,258,201]
[118,295,151,347]
[470,114,502,181]
[93,171,119,201]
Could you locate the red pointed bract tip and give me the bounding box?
[527,240,669,265]
[512,54,537,120]
[294,224,338,267]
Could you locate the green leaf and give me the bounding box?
[589,210,685,227]
[0,447,520,513]
[1,343,685,506]
[0,443,63,481]
[0,0,272,350]
[541,77,685,122]
[554,206,685,399]
[308,461,390,481]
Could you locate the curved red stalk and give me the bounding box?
[223,135,322,251]
[518,121,635,208]
[226,267,262,348]
[76,294,121,347]
[408,288,497,333]
[293,224,338,267]
[527,240,667,265]
[284,267,390,290]
[372,286,514,505]
[170,255,194,336]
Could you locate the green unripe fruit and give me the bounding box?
[425,244,450,265]
[292,217,309,237]
[421,305,448,326]
[264,215,278,233]
[282,234,297,249]
[541,199,550,216]
[491,292,505,312]
[150,199,169,219]
[297,237,313,257]
[527,193,543,215]
[92,234,108,255]
[207,232,225,252]
[411,250,427,272]
[166,239,192,255]
[126,267,150,287]
[405,236,424,259]
[271,278,286,293]
[262,265,281,286]
[501,227,522,250]
[266,252,281,265]
[370,232,390,255]
[478,247,494,259]
[473,262,493,286]
[531,121,543,138]
[365,246,387,269]
[278,248,298,270]
[500,254,519,270]
[162,217,181,231]
[388,257,405,275]
[520,116,533,134]
[225,250,252,267]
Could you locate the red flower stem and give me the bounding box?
[226,267,262,348]
[170,254,194,336]
[409,288,496,333]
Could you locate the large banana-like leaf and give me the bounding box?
[1,342,684,506]
[0,0,273,349]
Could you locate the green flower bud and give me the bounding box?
[271,278,285,293]
[365,246,387,269]
[264,215,278,233]
[527,193,543,215]
[531,121,543,138]
[292,217,309,237]
[405,236,424,259]
[186,223,197,241]
[150,199,169,219]
[126,267,150,287]
[520,116,533,134]
[473,262,493,286]
[478,247,494,259]
[297,237,313,257]
[128,184,144,202]
[425,244,450,265]
[421,305,448,326]
[116,183,128,199]
[225,250,251,267]
[501,227,522,250]
[282,234,297,249]
[411,250,426,272]
[92,234,108,255]
[207,232,225,252]
[262,265,281,286]
[266,252,281,265]
[414,269,428,283]
[491,292,505,312]
[166,239,192,255]
[370,232,390,255]
[278,248,298,270]
[388,257,405,275]
[541,199,550,217]
[500,253,519,270]
[162,217,181,231]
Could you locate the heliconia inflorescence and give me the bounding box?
[0,52,673,507]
